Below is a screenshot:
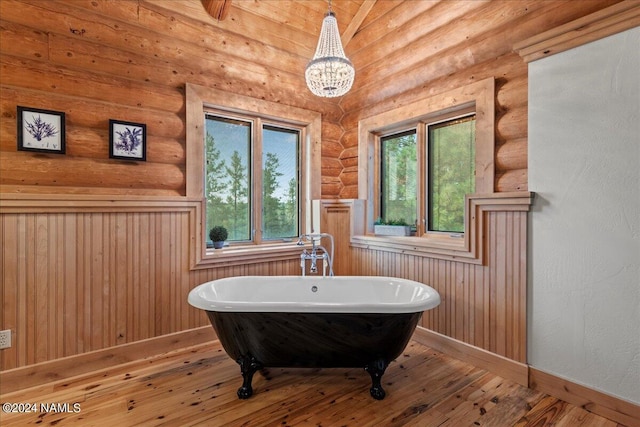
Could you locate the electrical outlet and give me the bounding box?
[0,329,11,349]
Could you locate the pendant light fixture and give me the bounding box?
[305,0,355,98]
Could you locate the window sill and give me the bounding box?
[194,242,306,269]
[351,234,479,264]
[351,192,534,265]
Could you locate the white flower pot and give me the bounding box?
[374,225,411,236]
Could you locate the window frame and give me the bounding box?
[355,78,495,260]
[204,109,304,246]
[424,110,476,235]
[379,127,418,229]
[186,83,322,268]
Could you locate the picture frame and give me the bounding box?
[109,119,146,161]
[17,106,66,154]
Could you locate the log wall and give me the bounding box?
[337,0,622,198]
[0,0,624,373]
[0,0,342,197]
[1,0,621,198]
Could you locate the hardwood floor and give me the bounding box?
[0,340,626,426]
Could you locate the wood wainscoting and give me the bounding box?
[2,193,638,424]
[0,194,303,374]
[2,193,530,381]
[321,195,531,365]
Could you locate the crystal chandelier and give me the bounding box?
[305,1,355,98]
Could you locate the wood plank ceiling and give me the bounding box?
[201,0,378,53]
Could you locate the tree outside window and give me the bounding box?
[205,114,300,245]
[381,130,417,226]
[428,115,475,233]
[379,114,476,235]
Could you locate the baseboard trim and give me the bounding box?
[529,367,640,427]
[0,326,216,395]
[412,326,529,386]
[412,327,640,426]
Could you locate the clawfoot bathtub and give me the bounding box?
[188,275,440,400]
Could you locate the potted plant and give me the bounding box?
[374,218,412,236]
[209,225,228,249]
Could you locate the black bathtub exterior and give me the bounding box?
[206,311,422,400]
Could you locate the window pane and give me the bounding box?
[262,126,299,240]
[381,130,417,226]
[428,115,475,233]
[205,116,251,242]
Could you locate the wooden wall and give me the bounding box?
[0,196,303,371]
[322,199,530,363]
[0,0,624,374]
[0,0,341,371]
[329,0,620,362]
[0,0,342,197]
[1,0,621,198]
[353,211,529,363]
[337,0,622,198]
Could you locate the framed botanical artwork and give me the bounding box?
[17,106,66,154]
[109,119,146,161]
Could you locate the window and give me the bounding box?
[262,126,300,240]
[379,114,476,236]
[427,115,475,233]
[356,78,494,257]
[186,83,321,267]
[380,130,417,226]
[205,113,301,245]
[205,116,251,241]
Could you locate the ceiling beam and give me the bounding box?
[341,0,377,47]
[202,0,232,21]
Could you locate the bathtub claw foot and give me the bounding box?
[365,359,388,400]
[237,355,262,399]
[237,385,252,399]
[370,384,386,400]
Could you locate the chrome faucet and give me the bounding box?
[297,233,335,277]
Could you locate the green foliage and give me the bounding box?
[380,115,475,234]
[381,132,417,226]
[374,217,409,226]
[205,131,250,241]
[262,152,284,239]
[429,116,475,232]
[209,225,228,242]
[205,132,226,210]
[205,125,299,243]
[225,150,249,240]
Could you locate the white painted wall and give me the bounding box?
[528,26,640,404]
